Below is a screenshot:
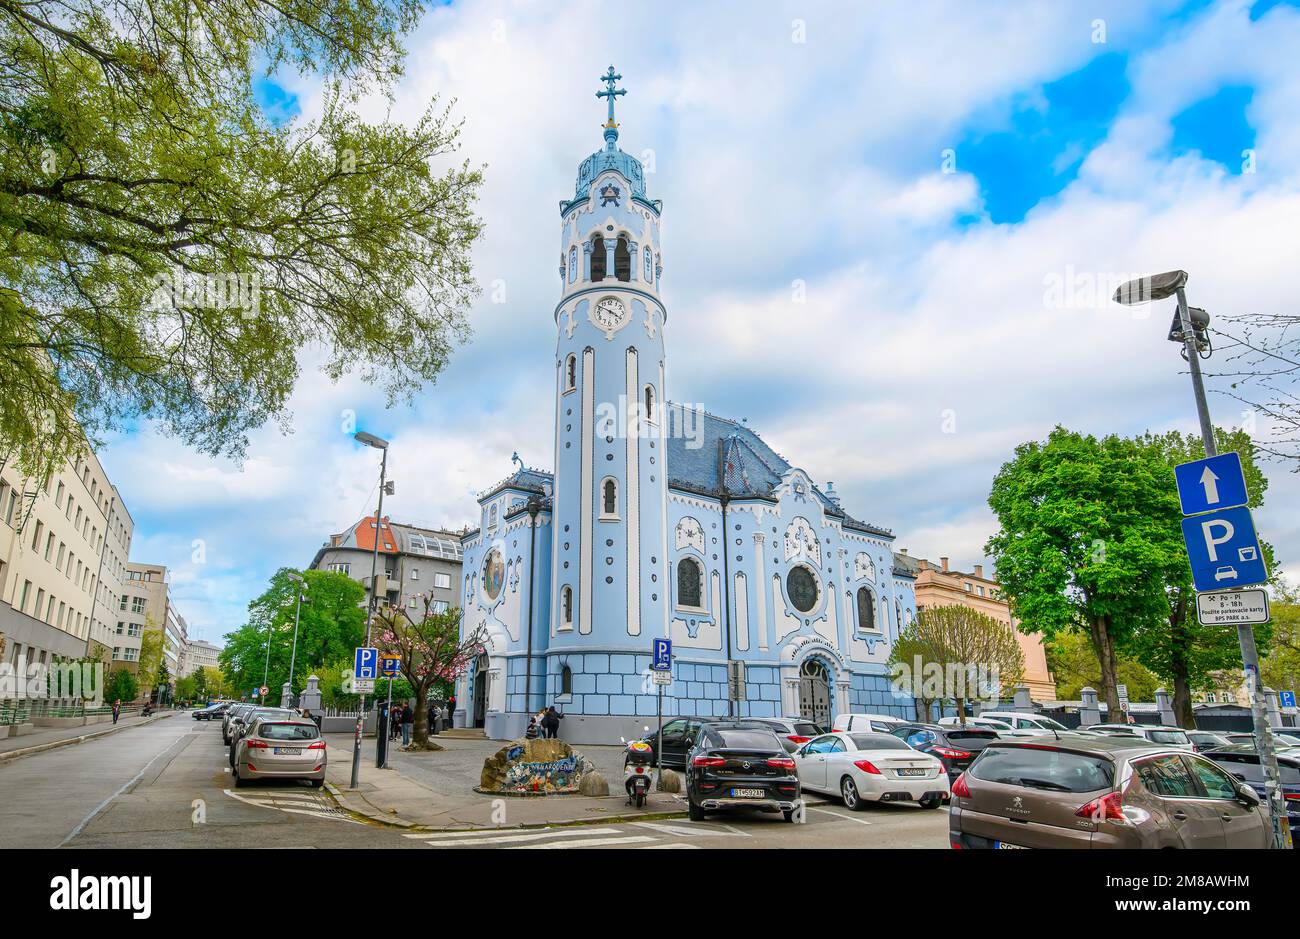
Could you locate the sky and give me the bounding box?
[100,0,1300,645]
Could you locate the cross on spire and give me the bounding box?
[596,65,626,144]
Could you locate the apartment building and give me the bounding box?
[309,515,463,617]
[119,562,187,695]
[0,447,134,671]
[183,638,222,676]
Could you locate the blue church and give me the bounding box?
[454,68,918,743]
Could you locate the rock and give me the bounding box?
[479,737,599,794]
[578,771,609,796]
[656,769,683,793]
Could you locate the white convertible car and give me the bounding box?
[793,732,951,810]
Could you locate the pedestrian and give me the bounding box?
[542,705,563,739]
[525,716,540,739]
[390,701,402,741]
[400,702,413,747]
[429,701,440,735]
[111,699,121,724]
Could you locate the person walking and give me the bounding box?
[541,705,563,739]
[111,699,121,724]
[400,703,413,747]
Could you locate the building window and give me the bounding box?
[644,245,653,283]
[643,384,656,424]
[568,246,577,283]
[614,235,631,281]
[432,600,449,614]
[564,354,577,392]
[896,600,903,629]
[410,568,419,580]
[590,236,606,280]
[131,596,146,614]
[433,572,451,590]
[856,586,876,632]
[560,665,573,697]
[481,549,505,600]
[488,504,498,529]
[561,585,573,627]
[600,477,619,519]
[676,557,702,609]
[786,565,819,613]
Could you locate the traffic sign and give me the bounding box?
[1196,589,1270,627]
[652,638,672,671]
[258,685,268,696]
[1175,452,1249,517]
[354,647,379,681]
[652,669,672,685]
[1180,505,1269,592]
[354,679,375,693]
[1281,691,1297,709]
[379,654,401,678]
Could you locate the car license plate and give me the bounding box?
[731,788,765,798]
[896,767,926,777]
[994,841,1028,849]
[273,747,302,755]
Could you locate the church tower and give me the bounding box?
[549,67,669,692]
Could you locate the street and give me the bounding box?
[0,716,948,849]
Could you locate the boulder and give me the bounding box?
[656,769,683,793]
[578,771,609,796]
[479,737,599,794]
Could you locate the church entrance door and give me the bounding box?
[798,659,831,727]
[472,653,489,728]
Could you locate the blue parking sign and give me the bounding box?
[1180,506,1269,592]
[354,646,379,680]
[652,638,672,671]
[1280,691,1297,709]
[1174,452,1249,516]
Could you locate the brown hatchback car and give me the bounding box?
[949,735,1272,849]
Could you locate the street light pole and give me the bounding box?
[351,433,389,790]
[1118,270,1290,849]
[286,573,306,704]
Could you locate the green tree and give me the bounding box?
[986,427,1187,716]
[0,0,482,478]
[889,605,1025,722]
[136,625,164,696]
[105,667,138,704]
[1043,629,1161,703]
[1130,428,1277,726]
[1261,581,1300,696]
[191,666,208,702]
[174,673,197,704]
[200,666,228,699]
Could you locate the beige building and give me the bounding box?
[0,447,134,670]
[909,554,1057,702]
[183,639,222,676]
[120,562,187,694]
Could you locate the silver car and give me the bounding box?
[222,704,256,744]
[233,718,327,788]
[228,707,298,766]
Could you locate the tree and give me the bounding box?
[191,666,208,702]
[1209,311,1300,466]
[105,667,138,704]
[154,659,171,704]
[1044,629,1161,703]
[0,0,483,479]
[1130,427,1276,725]
[986,427,1187,716]
[889,605,1025,722]
[1261,580,1300,696]
[374,598,482,749]
[174,673,197,704]
[136,625,164,696]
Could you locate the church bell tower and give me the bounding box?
[550,66,669,656]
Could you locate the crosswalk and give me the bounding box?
[223,787,364,824]
[403,819,754,850]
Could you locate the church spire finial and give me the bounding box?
[596,65,626,149]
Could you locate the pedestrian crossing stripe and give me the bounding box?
[417,827,624,847]
[517,835,658,849]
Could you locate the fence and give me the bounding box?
[1,699,142,724]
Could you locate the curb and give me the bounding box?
[0,712,175,764]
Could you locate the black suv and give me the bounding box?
[685,721,801,822]
[890,722,1000,782]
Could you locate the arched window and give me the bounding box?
[601,477,618,518]
[895,600,902,630]
[564,354,576,392]
[677,556,702,608]
[644,245,653,283]
[590,236,606,281]
[561,585,573,627]
[856,586,876,632]
[643,384,656,424]
[614,236,631,281]
[560,664,573,696]
[568,246,577,283]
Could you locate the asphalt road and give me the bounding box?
[0,718,948,849]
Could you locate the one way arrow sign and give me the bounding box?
[1174,452,1249,517]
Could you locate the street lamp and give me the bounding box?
[285,573,308,706]
[350,430,390,790]
[1114,269,1290,849]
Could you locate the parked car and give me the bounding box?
[795,731,950,810]
[1225,731,1300,749]
[1187,731,1233,753]
[748,717,827,753]
[975,711,1071,735]
[1203,743,1300,846]
[222,704,255,743]
[1090,724,1194,750]
[939,716,1014,733]
[228,707,298,766]
[832,713,904,734]
[639,718,712,769]
[685,722,801,822]
[232,717,327,788]
[192,703,228,721]
[949,736,1271,849]
[890,723,1000,782]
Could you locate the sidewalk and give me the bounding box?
[0,710,176,761]
[322,731,689,830]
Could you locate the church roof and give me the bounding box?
[478,467,553,502]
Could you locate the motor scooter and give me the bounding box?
[623,739,654,808]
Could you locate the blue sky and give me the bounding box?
[100,0,1300,645]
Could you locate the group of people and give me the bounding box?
[525,705,564,740]
[377,700,454,747]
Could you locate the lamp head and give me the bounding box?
[354,431,389,450]
[1113,270,1188,305]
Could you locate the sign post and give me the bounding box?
[651,639,672,790]
[378,654,401,768]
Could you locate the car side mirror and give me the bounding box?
[1236,785,1261,807]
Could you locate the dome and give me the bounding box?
[574,142,646,202]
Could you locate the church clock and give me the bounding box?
[591,296,629,333]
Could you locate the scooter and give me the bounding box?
[623,739,655,808]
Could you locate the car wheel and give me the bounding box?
[309,778,323,789]
[783,809,796,822]
[233,770,245,788]
[841,776,865,811]
[918,796,943,810]
[688,798,706,822]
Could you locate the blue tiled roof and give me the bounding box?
[478,467,553,502]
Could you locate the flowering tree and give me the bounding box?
[374,598,483,749]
